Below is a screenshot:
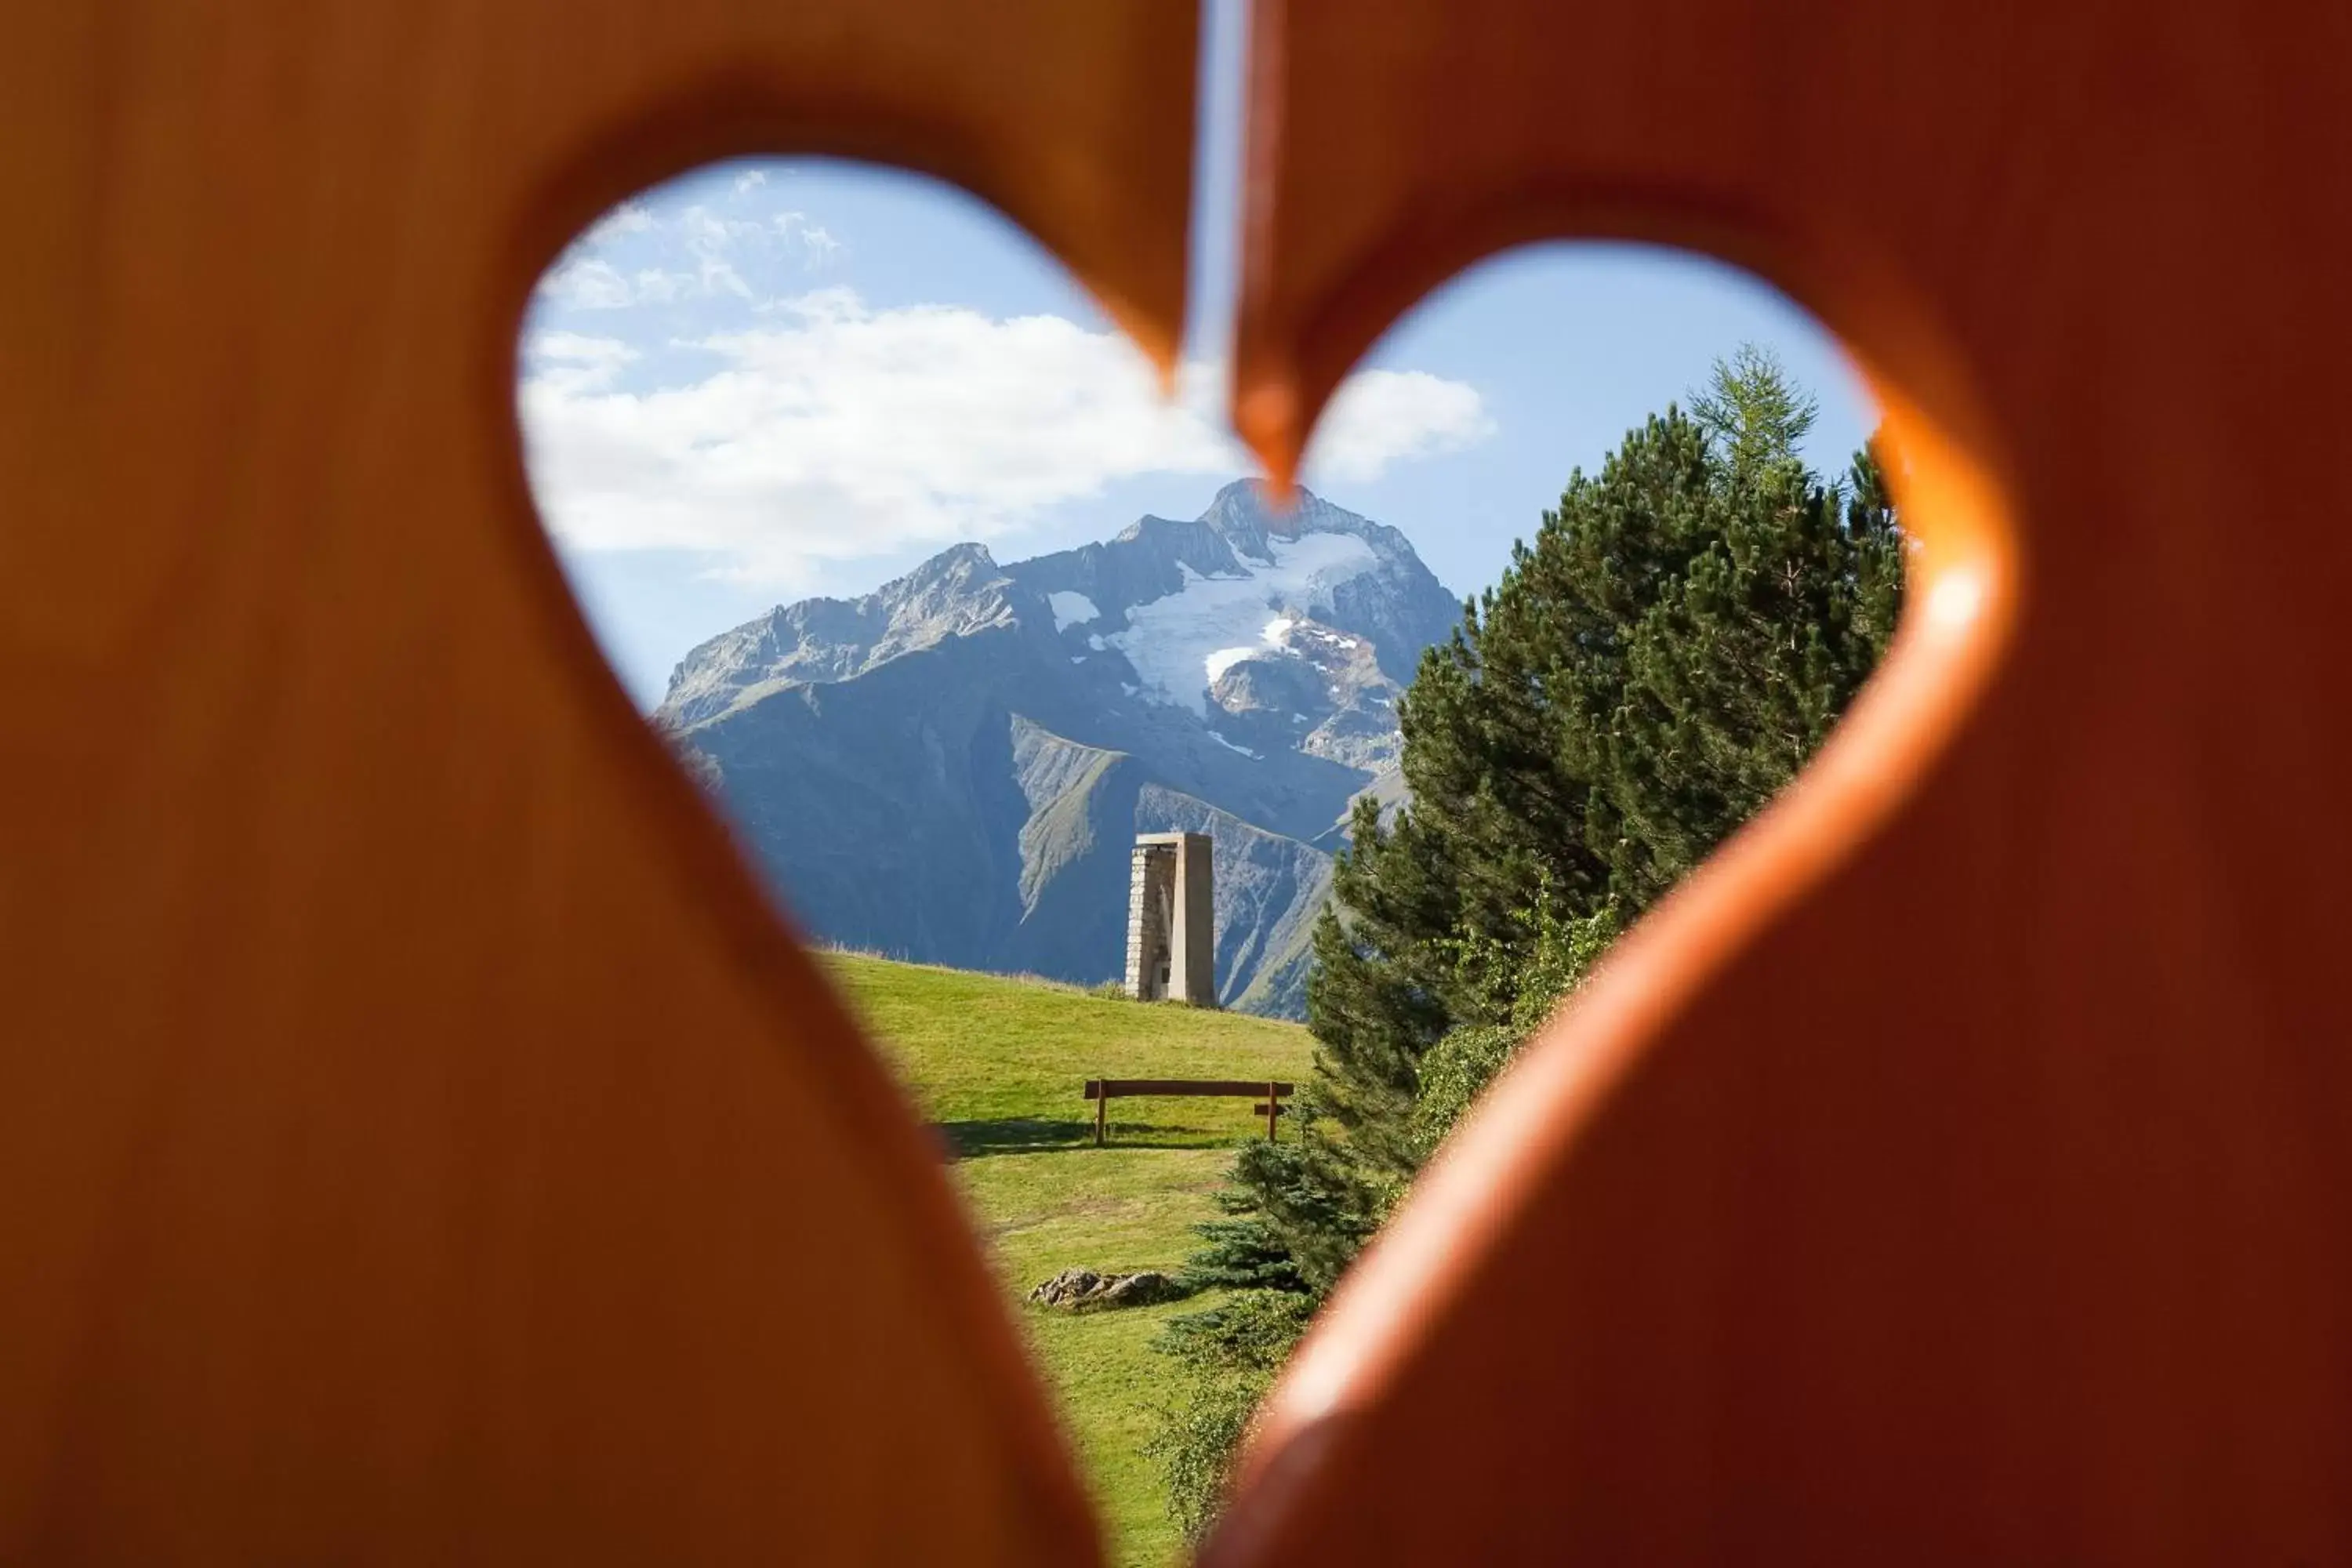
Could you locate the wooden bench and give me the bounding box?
[1081,1078,1296,1145]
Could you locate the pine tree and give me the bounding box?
[1154,347,1907,1530]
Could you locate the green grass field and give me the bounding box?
[825,953,1313,1568]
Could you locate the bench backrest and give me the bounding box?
[1083,1079,1296,1099]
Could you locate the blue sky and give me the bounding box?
[518,0,1873,707]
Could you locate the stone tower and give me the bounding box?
[1123,832,1215,1005]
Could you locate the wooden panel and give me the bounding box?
[13,0,2348,1559]
[1213,0,2352,1563]
[0,1,1194,1562]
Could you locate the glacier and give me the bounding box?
[1108,533,1378,715]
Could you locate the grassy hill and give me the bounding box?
[826,953,1314,1567]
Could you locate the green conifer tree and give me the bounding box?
[1153,347,1907,1534]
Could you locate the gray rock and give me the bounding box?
[1099,1270,1185,1308]
[1029,1267,1190,1312]
[1029,1268,1105,1307]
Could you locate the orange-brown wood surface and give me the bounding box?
[1210,0,2352,1563]
[0,2,1192,1561]
[5,0,2350,1560]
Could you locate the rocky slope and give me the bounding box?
[659,480,1459,1015]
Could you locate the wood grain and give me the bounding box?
[1213,0,2352,1562]
[9,0,2349,1559]
[0,1,1194,1561]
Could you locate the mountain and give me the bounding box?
[656,480,1461,1016]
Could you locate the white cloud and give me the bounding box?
[776,212,841,269]
[543,257,636,310]
[1307,368,1497,482]
[536,195,839,311]
[518,289,1491,587]
[678,205,758,299]
[733,169,768,194]
[629,267,687,303]
[583,201,655,246]
[521,332,638,397]
[531,331,637,369]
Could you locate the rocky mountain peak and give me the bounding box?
[1200,477,1342,546]
[652,483,1464,1014]
[660,539,1022,726]
[903,539,1000,586]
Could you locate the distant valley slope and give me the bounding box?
[659,481,1460,1016]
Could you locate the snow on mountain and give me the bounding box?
[1108,532,1381,715]
[1203,644,1257,686]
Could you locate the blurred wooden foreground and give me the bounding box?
[2,0,2347,1562]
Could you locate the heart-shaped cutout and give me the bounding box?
[518,154,1909,1565]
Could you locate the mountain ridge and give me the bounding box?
[659,480,1458,1014]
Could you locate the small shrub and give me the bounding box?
[1408,1022,1520,1160]
[1142,1290,1316,1543]
[1142,1366,1267,1544]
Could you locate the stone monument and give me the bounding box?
[1123,832,1215,1005]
